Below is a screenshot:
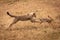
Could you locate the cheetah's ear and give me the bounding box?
[29,12,35,15]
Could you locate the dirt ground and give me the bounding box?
[0,0,60,40]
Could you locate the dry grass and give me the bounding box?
[0,0,60,40]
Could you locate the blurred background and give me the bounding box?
[0,0,60,40]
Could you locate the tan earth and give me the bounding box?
[0,0,60,40]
